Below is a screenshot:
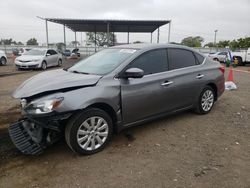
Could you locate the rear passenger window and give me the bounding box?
[129,49,168,75]
[168,49,196,70]
[194,52,205,65]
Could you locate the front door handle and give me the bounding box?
[161,81,173,86]
[196,74,204,79]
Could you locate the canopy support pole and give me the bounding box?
[63,24,66,46]
[150,32,153,43]
[45,20,49,47]
[107,22,110,46]
[168,20,171,43]
[74,32,77,48]
[157,27,160,43]
[94,26,97,52]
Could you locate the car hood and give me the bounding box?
[16,55,44,61]
[13,69,102,98]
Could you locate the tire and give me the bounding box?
[237,57,244,66]
[213,58,219,62]
[41,61,47,70]
[194,86,215,115]
[65,108,113,155]
[0,57,7,66]
[57,59,62,67]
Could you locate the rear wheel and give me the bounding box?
[0,57,7,65]
[57,59,62,67]
[195,86,215,114]
[65,108,113,155]
[41,61,47,70]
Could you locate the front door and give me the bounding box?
[120,49,176,124]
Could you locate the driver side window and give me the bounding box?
[128,49,168,75]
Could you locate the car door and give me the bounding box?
[45,50,54,66]
[120,49,177,124]
[167,48,206,109]
[50,50,59,66]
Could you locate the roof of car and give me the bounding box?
[111,43,192,50]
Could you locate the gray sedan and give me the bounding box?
[9,44,225,155]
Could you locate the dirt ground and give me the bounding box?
[0,59,250,188]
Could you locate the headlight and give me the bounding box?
[24,97,64,114]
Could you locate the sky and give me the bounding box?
[0,0,249,45]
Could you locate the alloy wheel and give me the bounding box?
[77,116,109,151]
[201,90,214,112]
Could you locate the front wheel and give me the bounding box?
[65,108,113,155]
[195,86,215,114]
[0,57,7,65]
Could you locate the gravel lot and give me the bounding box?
[0,58,250,188]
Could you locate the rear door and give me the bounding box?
[167,48,206,109]
[120,49,177,124]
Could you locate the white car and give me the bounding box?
[208,51,229,62]
[15,48,63,70]
[231,48,250,66]
[0,50,7,66]
[18,48,31,56]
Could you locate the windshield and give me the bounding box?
[24,49,46,56]
[68,48,137,75]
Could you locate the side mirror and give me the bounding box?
[46,53,51,56]
[122,68,144,79]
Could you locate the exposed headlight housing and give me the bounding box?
[24,97,64,114]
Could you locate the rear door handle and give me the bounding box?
[196,74,204,79]
[161,81,173,86]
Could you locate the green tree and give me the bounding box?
[86,32,117,46]
[26,38,38,45]
[181,36,204,47]
[0,38,17,45]
[204,42,214,48]
[217,40,230,48]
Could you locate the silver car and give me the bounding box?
[15,48,62,70]
[9,44,225,155]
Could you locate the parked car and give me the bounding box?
[208,51,229,63]
[15,48,63,70]
[231,48,250,66]
[72,48,80,57]
[12,48,19,56]
[9,44,225,155]
[18,48,31,56]
[62,49,71,57]
[0,50,7,66]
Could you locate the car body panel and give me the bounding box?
[13,69,102,98]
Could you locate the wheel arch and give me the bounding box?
[87,102,118,132]
[206,83,218,101]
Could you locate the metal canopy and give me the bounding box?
[44,18,170,33]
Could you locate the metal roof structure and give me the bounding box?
[38,17,172,50]
[44,18,170,33]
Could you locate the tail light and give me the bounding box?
[219,66,225,74]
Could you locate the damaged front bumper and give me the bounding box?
[8,112,72,155]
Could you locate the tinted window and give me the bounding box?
[168,49,196,70]
[129,49,168,75]
[194,52,205,65]
[218,52,227,55]
[49,50,57,55]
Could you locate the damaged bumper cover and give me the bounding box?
[9,112,72,155]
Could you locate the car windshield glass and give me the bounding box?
[68,48,137,75]
[24,49,46,56]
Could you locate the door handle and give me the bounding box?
[161,81,173,86]
[196,74,204,79]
